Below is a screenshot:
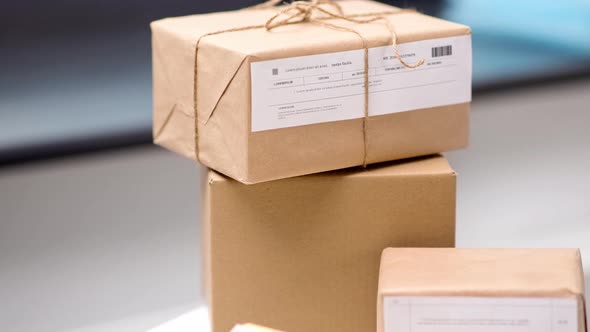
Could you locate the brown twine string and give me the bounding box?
[194,0,424,166]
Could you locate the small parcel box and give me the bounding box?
[378,248,587,332]
[151,0,471,183]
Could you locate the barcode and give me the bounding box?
[432,45,452,58]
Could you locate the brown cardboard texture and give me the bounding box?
[151,0,471,184]
[202,155,457,332]
[377,248,588,332]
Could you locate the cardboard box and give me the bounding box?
[378,248,587,332]
[152,0,471,184]
[202,155,457,332]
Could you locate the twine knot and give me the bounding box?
[264,0,343,30]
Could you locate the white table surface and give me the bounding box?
[1,79,589,331]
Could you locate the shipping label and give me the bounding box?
[383,296,578,332]
[250,35,471,132]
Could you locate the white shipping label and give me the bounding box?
[383,296,578,332]
[250,35,471,132]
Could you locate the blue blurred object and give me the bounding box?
[1,0,589,163]
[444,0,590,85]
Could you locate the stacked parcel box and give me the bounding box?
[151,1,586,331]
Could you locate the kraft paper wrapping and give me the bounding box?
[231,323,283,332]
[151,0,471,184]
[377,248,588,332]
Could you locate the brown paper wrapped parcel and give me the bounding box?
[378,248,587,332]
[231,324,283,332]
[151,0,472,184]
[201,155,456,332]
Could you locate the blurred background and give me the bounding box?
[1,1,589,331]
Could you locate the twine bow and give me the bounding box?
[193,0,424,167]
[262,0,345,29]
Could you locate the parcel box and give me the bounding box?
[152,0,472,184]
[378,248,587,332]
[202,155,457,332]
